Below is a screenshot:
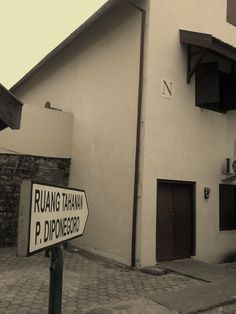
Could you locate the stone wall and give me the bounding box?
[0,154,71,246]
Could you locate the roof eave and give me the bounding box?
[0,83,23,130]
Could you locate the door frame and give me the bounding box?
[156,179,196,261]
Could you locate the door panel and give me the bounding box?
[173,184,192,260]
[156,181,194,262]
[156,184,173,261]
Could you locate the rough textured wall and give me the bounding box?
[0,154,71,246]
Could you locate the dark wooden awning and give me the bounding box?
[0,83,23,131]
[180,29,236,83]
[180,29,236,61]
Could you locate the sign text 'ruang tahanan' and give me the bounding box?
[17,181,89,256]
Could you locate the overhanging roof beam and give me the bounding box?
[187,45,207,84]
[180,29,236,83]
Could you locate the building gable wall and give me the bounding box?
[13,2,143,265]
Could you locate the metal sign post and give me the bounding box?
[48,245,64,314]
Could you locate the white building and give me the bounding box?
[8,0,236,267]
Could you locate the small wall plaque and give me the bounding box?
[160,79,175,100]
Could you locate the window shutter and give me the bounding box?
[219,184,236,230]
[195,62,229,113]
[227,0,236,26]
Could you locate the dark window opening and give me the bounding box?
[196,62,236,113]
[219,184,236,230]
[227,0,236,26]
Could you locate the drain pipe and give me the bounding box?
[129,1,146,268]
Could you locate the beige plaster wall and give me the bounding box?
[0,103,72,158]
[13,3,142,265]
[137,0,236,266]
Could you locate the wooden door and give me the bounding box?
[156,181,195,262]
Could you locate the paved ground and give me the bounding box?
[1,246,236,313]
[197,262,236,314]
[0,246,202,313]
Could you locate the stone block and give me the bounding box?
[0,153,71,246]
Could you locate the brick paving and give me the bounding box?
[0,246,205,314]
[219,262,236,271]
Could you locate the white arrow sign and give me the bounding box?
[17,180,89,256]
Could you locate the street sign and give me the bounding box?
[17,180,89,256]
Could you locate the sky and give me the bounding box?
[0,0,107,89]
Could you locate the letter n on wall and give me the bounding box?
[160,79,175,100]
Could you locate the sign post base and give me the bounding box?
[48,245,64,314]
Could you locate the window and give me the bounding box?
[180,30,236,113]
[219,184,236,230]
[195,62,236,113]
[227,0,236,26]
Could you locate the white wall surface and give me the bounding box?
[137,0,236,266]
[0,103,72,158]
[13,2,142,265]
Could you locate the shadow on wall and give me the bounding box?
[0,153,71,246]
[220,251,236,263]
